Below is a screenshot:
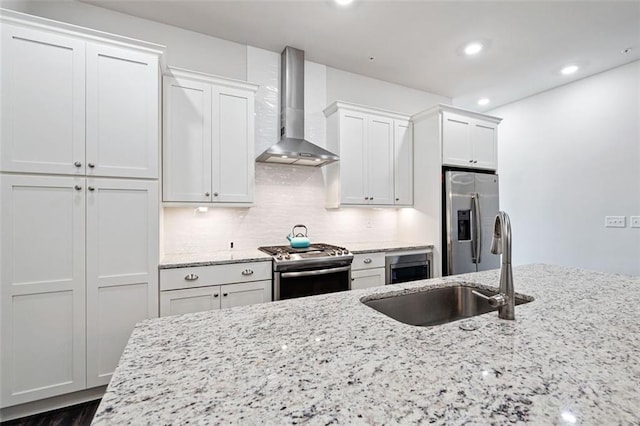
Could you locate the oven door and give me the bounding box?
[275,265,351,301]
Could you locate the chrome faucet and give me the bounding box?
[472,211,515,320]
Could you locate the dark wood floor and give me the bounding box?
[1,400,101,426]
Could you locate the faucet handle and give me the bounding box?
[472,290,507,308]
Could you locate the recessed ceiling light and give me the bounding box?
[335,0,353,5]
[464,42,483,56]
[561,65,579,75]
[477,98,490,106]
[622,47,633,54]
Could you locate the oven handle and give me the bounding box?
[280,265,351,278]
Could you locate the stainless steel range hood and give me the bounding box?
[256,46,339,167]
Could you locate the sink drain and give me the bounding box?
[459,320,480,331]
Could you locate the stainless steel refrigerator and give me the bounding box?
[443,170,500,275]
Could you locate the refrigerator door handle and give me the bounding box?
[470,194,477,263]
[474,192,482,264]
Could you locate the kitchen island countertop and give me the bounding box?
[93,264,640,424]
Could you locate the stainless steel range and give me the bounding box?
[258,244,353,300]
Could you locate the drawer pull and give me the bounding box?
[184,273,199,281]
[241,269,254,276]
[363,258,372,264]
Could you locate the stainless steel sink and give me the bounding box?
[362,284,532,327]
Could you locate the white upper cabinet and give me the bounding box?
[212,86,255,203]
[1,25,86,175]
[86,44,159,179]
[163,77,212,202]
[441,109,499,170]
[393,119,413,206]
[163,68,258,205]
[0,20,162,179]
[324,101,412,207]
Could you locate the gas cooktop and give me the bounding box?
[258,243,353,270]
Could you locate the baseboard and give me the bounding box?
[0,386,106,422]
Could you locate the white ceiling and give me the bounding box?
[83,0,640,111]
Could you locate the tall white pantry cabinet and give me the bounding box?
[0,12,162,410]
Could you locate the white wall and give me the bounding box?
[1,0,247,79]
[491,60,640,276]
[327,67,449,115]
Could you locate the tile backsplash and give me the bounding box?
[162,163,401,255]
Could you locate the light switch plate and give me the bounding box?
[631,216,640,228]
[605,216,626,228]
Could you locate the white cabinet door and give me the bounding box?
[394,120,413,205]
[442,111,473,168]
[86,44,159,179]
[212,86,255,203]
[160,286,221,317]
[220,280,272,309]
[351,268,386,290]
[0,175,86,407]
[367,116,394,205]
[85,178,158,387]
[339,111,368,204]
[163,77,212,202]
[1,26,86,176]
[472,120,498,170]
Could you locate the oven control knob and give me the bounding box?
[342,250,349,255]
[276,254,283,260]
[285,254,291,259]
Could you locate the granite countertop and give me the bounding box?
[159,242,432,268]
[159,249,271,269]
[93,264,640,424]
[340,241,433,254]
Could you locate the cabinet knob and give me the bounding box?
[214,293,219,298]
[88,186,95,191]
[223,293,228,297]
[395,198,400,201]
[213,192,219,197]
[364,258,372,264]
[88,163,95,168]
[74,161,82,167]
[241,269,254,276]
[469,160,474,163]
[205,192,210,197]
[364,197,369,200]
[184,273,199,281]
[473,160,478,163]
[370,197,374,201]
[74,185,82,191]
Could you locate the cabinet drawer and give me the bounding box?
[352,252,386,271]
[160,261,272,291]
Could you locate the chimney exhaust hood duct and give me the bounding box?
[256,46,339,167]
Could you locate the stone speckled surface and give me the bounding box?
[159,249,271,269]
[340,241,433,254]
[93,264,640,424]
[159,241,432,268]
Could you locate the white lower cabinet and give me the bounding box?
[159,262,272,317]
[351,252,387,290]
[0,175,86,406]
[85,179,158,388]
[351,268,386,290]
[160,280,271,317]
[0,175,158,407]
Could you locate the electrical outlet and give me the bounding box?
[605,216,626,228]
[631,216,640,228]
